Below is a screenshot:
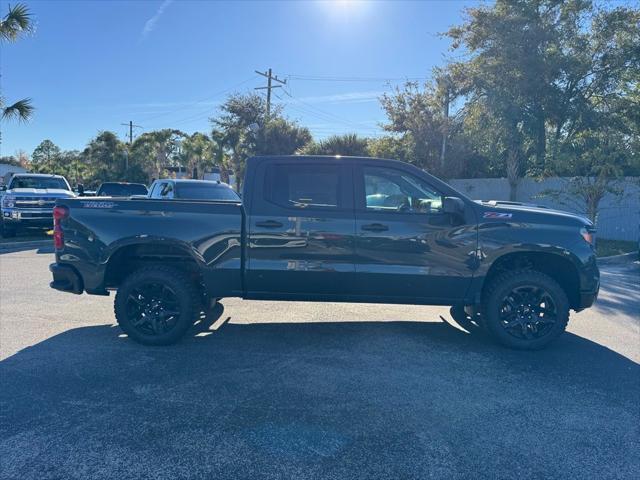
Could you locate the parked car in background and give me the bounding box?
[1,173,75,237]
[148,179,239,201]
[96,182,148,197]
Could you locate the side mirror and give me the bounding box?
[0,185,6,192]
[443,196,465,215]
[76,183,85,196]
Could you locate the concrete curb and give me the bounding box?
[597,251,637,265]
[0,239,52,252]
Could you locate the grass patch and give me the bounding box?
[597,238,637,258]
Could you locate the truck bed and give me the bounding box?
[55,197,245,296]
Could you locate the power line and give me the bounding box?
[284,74,428,83]
[137,75,259,124]
[255,68,286,118]
[120,121,143,145]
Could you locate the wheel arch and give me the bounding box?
[481,251,581,310]
[104,240,204,289]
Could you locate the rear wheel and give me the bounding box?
[114,266,200,346]
[482,270,569,350]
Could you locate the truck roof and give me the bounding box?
[11,173,67,178]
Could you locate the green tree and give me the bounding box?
[131,129,186,182]
[300,133,369,157]
[212,93,269,190]
[445,0,639,178]
[31,140,62,173]
[180,132,213,179]
[82,132,128,184]
[0,4,34,123]
[253,117,312,156]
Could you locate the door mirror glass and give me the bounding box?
[443,196,465,215]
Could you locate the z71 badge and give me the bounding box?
[483,211,513,219]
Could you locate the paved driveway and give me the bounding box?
[1,248,638,479]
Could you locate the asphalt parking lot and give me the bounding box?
[1,247,638,479]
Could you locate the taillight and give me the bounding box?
[53,206,69,250]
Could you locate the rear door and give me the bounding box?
[353,163,477,303]
[246,158,356,298]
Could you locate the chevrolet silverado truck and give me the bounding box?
[1,173,76,237]
[49,156,599,349]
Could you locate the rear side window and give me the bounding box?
[265,164,340,209]
[175,184,240,201]
[98,183,148,196]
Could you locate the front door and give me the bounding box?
[354,164,477,303]
[246,159,356,298]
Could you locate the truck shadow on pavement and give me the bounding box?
[1,313,639,480]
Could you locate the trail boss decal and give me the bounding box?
[483,211,513,219]
[81,201,116,209]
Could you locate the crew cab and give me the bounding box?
[49,156,599,349]
[1,173,76,237]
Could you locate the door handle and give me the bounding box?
[255,220,283,229]
[361,223,389,232]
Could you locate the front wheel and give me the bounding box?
[482,270,570,350]
[114,266,200,346]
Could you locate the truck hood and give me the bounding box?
[7,188,76,197]
[475,200,593,228]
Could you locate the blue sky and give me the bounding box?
[1,0,475,157]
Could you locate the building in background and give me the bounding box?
[1,163,29,186]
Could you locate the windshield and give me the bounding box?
[175,183,240,201]
[9,176,70,190]
[97,183,148,196]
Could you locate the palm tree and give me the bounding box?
[299,133,369,156]
[1,3,34,122]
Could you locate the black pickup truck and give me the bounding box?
[49,156,599,349]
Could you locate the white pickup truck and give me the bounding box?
[0,173,76,237]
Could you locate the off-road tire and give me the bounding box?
[115,265,201,346]
[482,269,570,350]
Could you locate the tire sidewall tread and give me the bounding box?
[114,265,201,346]
[482,269,570,350]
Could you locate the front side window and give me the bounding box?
[363,167,443,214]
[265,164,340,209]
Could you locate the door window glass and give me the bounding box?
[266,164,340,209]
[363,167,443,214]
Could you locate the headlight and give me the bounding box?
[1,195,15,208]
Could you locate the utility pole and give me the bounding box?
[120,121,142,178]
[438,76,451,175]
[255,68,286,118]
[121,120,142,145]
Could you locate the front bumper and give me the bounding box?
[577,282,600,310]
[2,208,53,228]
[50,263,84,294]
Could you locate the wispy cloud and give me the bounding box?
[141,0,173,39]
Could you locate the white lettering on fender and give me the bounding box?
[483,211,512,219]
[81,201,116,209]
